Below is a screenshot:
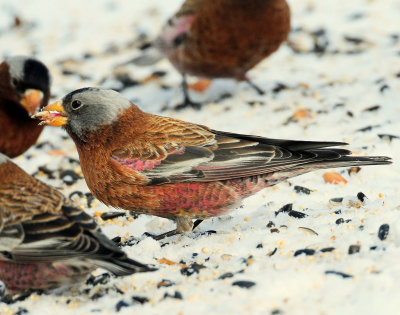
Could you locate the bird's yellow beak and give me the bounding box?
[31,100,68,127]
[20,89,44,115]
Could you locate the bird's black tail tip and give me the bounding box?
[95,257,157,277]
[347,155,392,165]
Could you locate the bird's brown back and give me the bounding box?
[167,0,290,79]
[0,160,64,228]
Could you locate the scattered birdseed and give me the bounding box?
[323,172,347,184]
[232,281,256,289]
[378,224,390,241]
[336,218,345,225]
[325,271,353,279]
[115,300,129,312]
[275,203,293,215]
[132,296,149,304]
[357,192,367,202]
[348,245,361,255]
[267,248,278,257]
[363,105,381,112]
[348,167,361,176]
[163,291,183,300]
[100,212,126,221]
[320,247,335,253]
[157,280,175,288]
[297,227,318,236]
[288,210,307,219]
[294,185,312,195]
[60,169,82,185]
[330,198,344,205]
[219,272,234,280]
[294,249,315,257]
[356,125,381,132]
[86,273,111,287]
[181,263,206,276]
[378,134,400,142]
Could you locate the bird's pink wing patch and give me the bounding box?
[112,156,161,171]
[162,15,195,41]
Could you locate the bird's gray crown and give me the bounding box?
[63,88,132,140]
[5,55,51,93]
[5,56,26,81]
[0,153,10,165]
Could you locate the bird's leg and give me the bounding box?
[175,75,202,110]
[243,76,265,95]
[147,217,194,241]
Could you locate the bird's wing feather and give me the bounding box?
[111,122,351,185]
[5,204,152,274]
[0,160,151,274]
[1,205,102,262]
[0,163,65,229]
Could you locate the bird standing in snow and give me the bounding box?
[135,0,291,108]
[0,56,51,157]
[34,88,391,239]
[0,153,154,296]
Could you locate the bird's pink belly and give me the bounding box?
[128,176,269,219]
[0,261,92,294]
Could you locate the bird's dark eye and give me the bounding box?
[173,33,187,47]
[71,100,83,110]
[12,78,18,86]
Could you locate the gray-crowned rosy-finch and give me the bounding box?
[34,88,391,239]
[0,56,51,157]
[135,0,290,108]
[0,153,154,295]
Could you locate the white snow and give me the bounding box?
[1,0,400,314]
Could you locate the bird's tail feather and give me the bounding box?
[130,48,164,66]
[305,155,392,170]
[93,255,156,276]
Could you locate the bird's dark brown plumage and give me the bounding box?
[0,56,51,157]
[0,153,153,294]
[157,0,291,80]
[146,0,291,106]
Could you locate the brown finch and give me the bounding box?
[34,88,391,239]
[0,152,154,295]
[0,56,51,157]
[135,0,291,108]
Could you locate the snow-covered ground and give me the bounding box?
[1,0,400,314]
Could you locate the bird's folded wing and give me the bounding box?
[0,205,115,263]
[0,176,64,228]
[111,126,351,185]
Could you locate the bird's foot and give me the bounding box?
[176,75,204,110]
[144,217,196,240]
[197,230,217,237]
[243,77,265,95]
[143,229,179,241]
[174,96,203,110]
